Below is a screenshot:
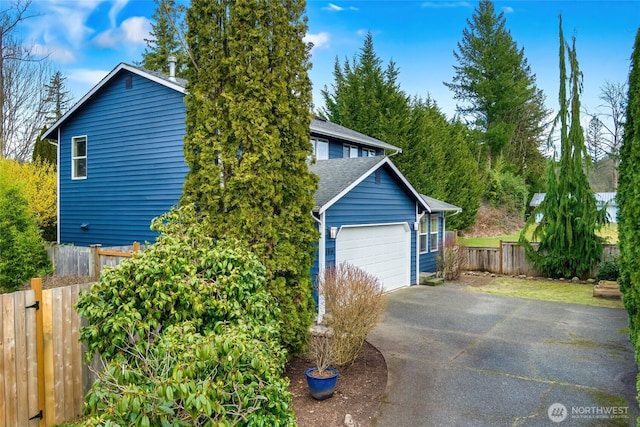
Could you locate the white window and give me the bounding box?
[362,148,376,157]
[343,144,358,158]
[430,215,439,252]
[72,136,87,179]
[419,215,428,254]
[312,138,329,160]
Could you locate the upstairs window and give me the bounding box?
[343,144,358,158]
[312,138,329,160]
[430,215,439,252]
[362,148,376,157]
[72,136,87,179]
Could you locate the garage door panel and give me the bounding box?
[335,224,410,292]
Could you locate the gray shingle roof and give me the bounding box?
[420,194,462,212]
[308,156,384,210]
[530,192,617,207]
[311,117,402,153]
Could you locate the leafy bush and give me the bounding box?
[76,205,295,425]
[0,182,51,293]
[0,158,57,240]
[83,323,294,427]
[596,255,620,282]
[320,263,386,366]
[486,158,528,217]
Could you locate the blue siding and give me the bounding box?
[419,212,444,273]
[325,140,386,159]
[324,165,418,285]
[59,72,187,246]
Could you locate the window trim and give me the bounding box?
[430,215,439,252]
[343,144,358,158]
[312,137,329,160]
[71,135,87,180]
[419,215,428,254]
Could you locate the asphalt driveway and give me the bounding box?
[368,284,639,426]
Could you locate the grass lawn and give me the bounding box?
[459,223,618,248]
[466,277,624,309]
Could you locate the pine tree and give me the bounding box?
[321,32,410,149]
[520,16,604,279]
[139,0,188,77]
[445,0,547,182]
[618,28,640,343]
[33,71,72,166]
[182,0,317,353]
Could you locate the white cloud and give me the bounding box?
[304,32,330,52]
[67,68,110,86]
[109,0,129,27]
[93,16,152,48]
[31,43,76,63]
[120,16,152,43]
[421,1,471,8]
[323,3,358,12]
[502,6,514,13]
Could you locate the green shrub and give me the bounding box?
[596,255,620,281]
[0,183,51,293]
[76,205,294,425]
[486,158,528,216]
[83,323,294,427]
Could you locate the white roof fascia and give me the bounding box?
[42,63,186,140]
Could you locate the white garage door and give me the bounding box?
[335,224,410,292]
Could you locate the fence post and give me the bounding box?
[89,244,102,280]
[499,240,504,275]
[31,278,46,427]
[133,241,140,253]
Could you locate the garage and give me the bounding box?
[335,223,411,292]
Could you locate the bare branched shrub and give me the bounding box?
[437,241,468,280]
[320,263,386,366]
[307,332,334,375]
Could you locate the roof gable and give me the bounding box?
[308,156,429,214]
[42,63,186,140]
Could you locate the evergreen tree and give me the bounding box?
[33,71,72,166]
[320,32,410,149]
[445,0,547,183]
[618,28,640,344]
[399,98,482,229]
[182,0,317,353]
[139,0,188,77]
[520,16,604,279]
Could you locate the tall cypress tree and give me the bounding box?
[520,16,603,279]
[618,28,640,343]
[182,0,317,353]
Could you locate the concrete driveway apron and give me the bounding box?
[368,284,639,426]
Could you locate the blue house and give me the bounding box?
[43,63,460,294]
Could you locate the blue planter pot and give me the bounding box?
[305,367,339,400]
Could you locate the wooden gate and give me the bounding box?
[1,280,91,426]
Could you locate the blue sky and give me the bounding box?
[18,0,640,121]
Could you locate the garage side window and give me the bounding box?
[419,215,428,254]
[430,215,439,252]
[72,136,87,179]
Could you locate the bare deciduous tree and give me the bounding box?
[1,0,53,161]
[586,81,627,189]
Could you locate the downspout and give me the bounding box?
[415,203,420,285]
[311,210,326,323]
[49,130,61,244]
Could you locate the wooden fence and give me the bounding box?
[464,241,619,277]
[47,242,141,278]
[1,280,98,426]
